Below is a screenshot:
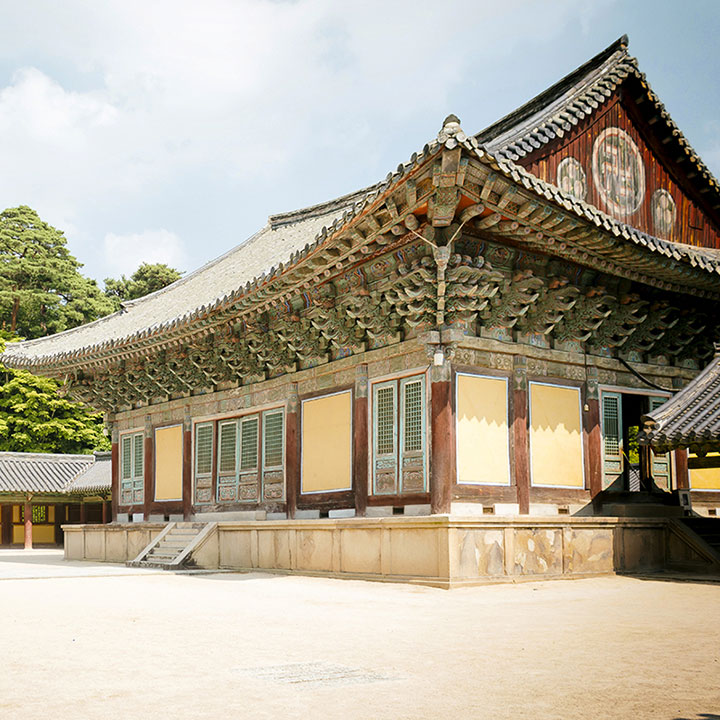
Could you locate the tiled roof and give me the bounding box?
[0,186,375,367]
[2,37,720,372]
[476,35,720,200]
[641,354,720,454]
[0,451,110,495]
[64,451,112,494]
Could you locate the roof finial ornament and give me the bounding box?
[438,114,466,146]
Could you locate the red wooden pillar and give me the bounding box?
[430,361,455,515]
[513,356,530,515]
[353,364,369,517]
[585,368,603,498]
[79,502,86,524]
[182,409,193,520]
[285,383,299,519]
[143,415,153,521]
[23,498,32,550]
[101,501,109,524]
[675,449,690,490]
[110,424,119,522]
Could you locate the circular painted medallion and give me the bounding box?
[591,127,645,216]
[651,188,676,238]
[557,157,587,200]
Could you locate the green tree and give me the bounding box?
[0,206,115,339]
[104,262,183,308]
[0,338,109,454]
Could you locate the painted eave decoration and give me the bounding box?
[2,35,720,406]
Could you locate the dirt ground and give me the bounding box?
[0,550,718,720]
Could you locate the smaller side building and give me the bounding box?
[0,451,111,547]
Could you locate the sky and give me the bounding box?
[0,0,718,286]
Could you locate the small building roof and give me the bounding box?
[64,451,112,495]
[0,451,111,496]
[641,353,720,454]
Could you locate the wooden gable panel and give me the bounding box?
[519,94,720,249]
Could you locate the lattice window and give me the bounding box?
[372,376,426,495]
[195,423,213,476]
[20,505,47,523]
[376,386,395,455]
[121,436,132,481]
[603,396,620,455]
[263,411,284,469]
[403,380,423,452]
[133,434,143,478]
[120,431,144,505]
[240,417,259,471]
[218,421,238,475]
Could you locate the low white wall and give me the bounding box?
[62,516,686,587]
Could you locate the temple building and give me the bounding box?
[2,36,720,580]
[0,451,111,547]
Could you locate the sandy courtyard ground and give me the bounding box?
[0,550,718,720]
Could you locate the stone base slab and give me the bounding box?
[63,516,719,588]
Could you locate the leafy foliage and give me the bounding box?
[104,262,182,308]
[0,206,115,339]
[0,337,109,454]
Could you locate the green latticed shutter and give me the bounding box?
[194,422,214,504]
[399,376,426,493]
[263,411,284,469]
[649,396,671,490]
[218,421,238,476]
[601,392,623,490]
[240,417,259,471]
[373,381,398,494]
[195,423,213,476]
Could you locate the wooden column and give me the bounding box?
[110,422,119,522]
[513,356,530,515]
[143,414,153,521]
[1,504,12,546]
[353,364,369,517]
[182,408,193,520]
[285,383,299,519]
[23,497,32,550]
[430,359,455,515]
[101,501,109,524]
[675,448,690,490]
[584,367,603,498]
[79,502,86,524]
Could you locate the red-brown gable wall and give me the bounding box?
[520,95,720,249]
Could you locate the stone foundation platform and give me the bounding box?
[63,516,715,588]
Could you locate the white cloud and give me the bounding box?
[2,0,707,286]
[103,229,188,279]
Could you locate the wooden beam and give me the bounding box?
[513,357,530,515]
[143,415,153,520]
[182,410,192,520]
[285,383,300,519]
[110,433,119,523]
[353,365,369,517]
[430,363,455,514]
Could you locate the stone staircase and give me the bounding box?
[128,522,217,570]
[679,517,720,557]
[666,516,720,574]
[594,490,685,518]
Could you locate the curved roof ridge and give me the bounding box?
[0,450,95,462]
[268,183,382,229]
[476,35,630,148]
